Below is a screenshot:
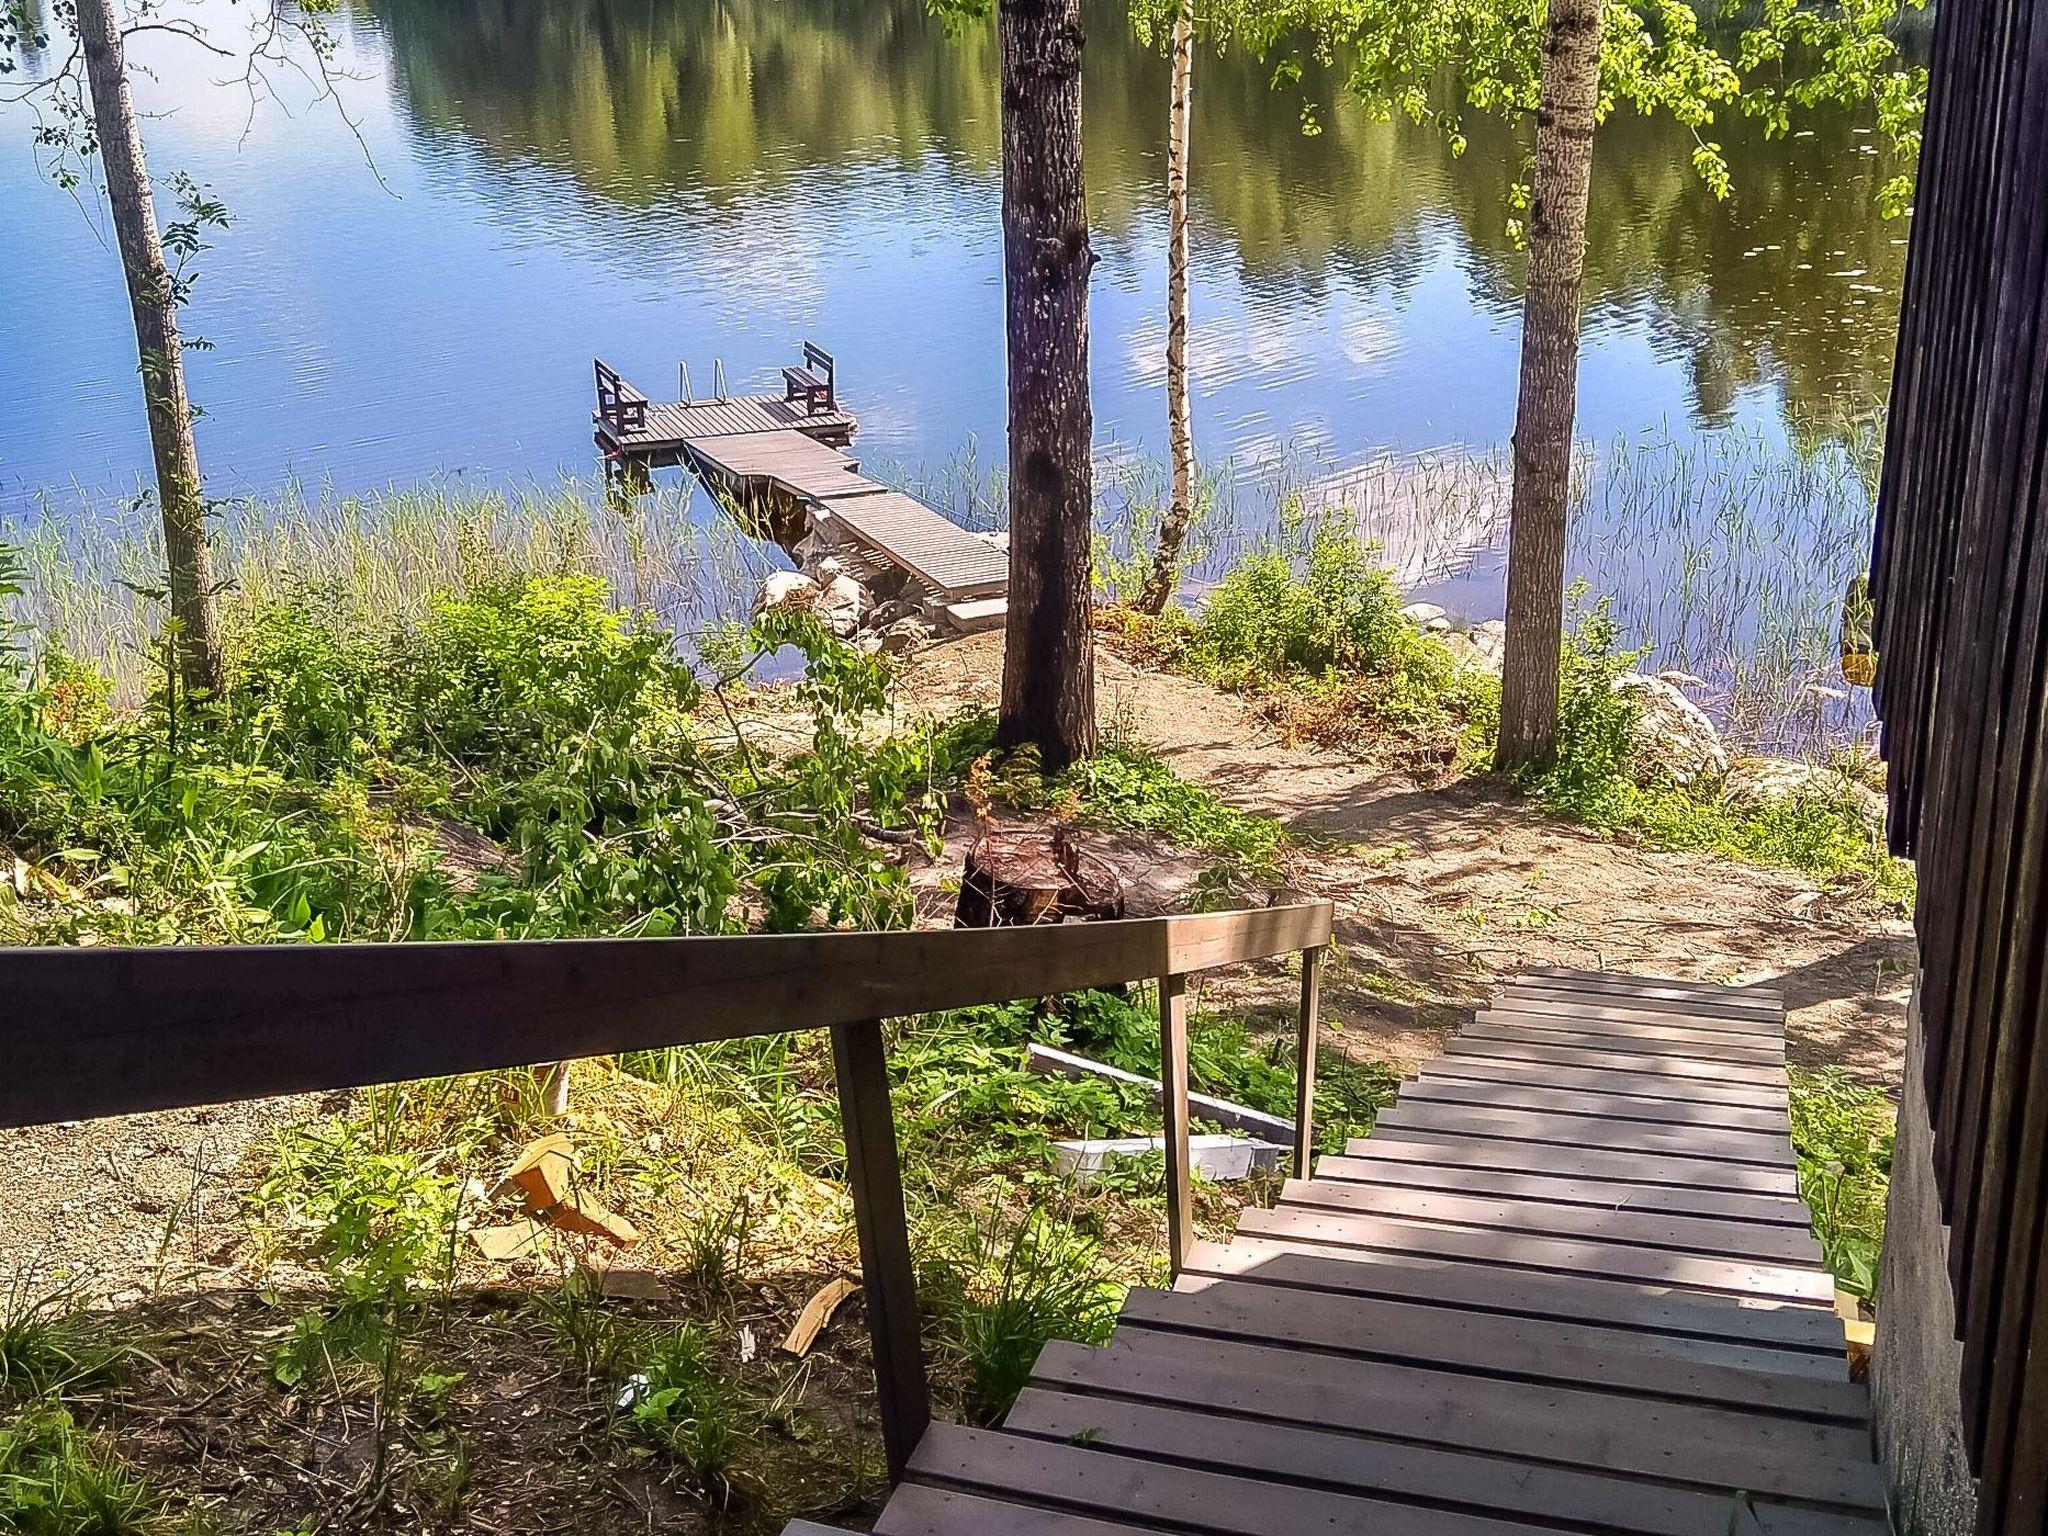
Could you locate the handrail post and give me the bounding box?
[1159,972,1193,1277]
[829,1018,930,1483]
[1293,945,1325,1178]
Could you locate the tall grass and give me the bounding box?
[1095,422,1878,758]
[5,477,774,700]
[1584,425,1878,755]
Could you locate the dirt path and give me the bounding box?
[899,633,1915,1088]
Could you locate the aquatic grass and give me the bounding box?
[1095,423,1878,759]
[1568,424,1879,757]
[5,476,774,700]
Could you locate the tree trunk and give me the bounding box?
[75,0,225,698]
[1137,0,1196,618]
[996,0,1098,771]
[1493,0,1602,773]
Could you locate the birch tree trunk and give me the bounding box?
[996,0,1099,771]
[1137,0,1196,617]
[75,0,225,698]
[1494,0,1602,772]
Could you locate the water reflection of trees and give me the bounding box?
[367,0,1905,427]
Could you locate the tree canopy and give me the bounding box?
[1245,0,1927,223]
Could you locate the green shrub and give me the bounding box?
[1191,528,1408,684]
[1526,596,1909,898]
[1538,596,1649,805]
[254,1102,481,1386]
[4,560,952,945]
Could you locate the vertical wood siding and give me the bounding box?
[1871,0,2048,1526]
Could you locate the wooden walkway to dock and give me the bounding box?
[593,354,1008,607]
[789,967,1883,1536]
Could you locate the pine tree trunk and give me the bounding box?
[996,0,1098,771]
[1494,0,1602,772]
[75,0,225,698]
[1137,0,1196,618]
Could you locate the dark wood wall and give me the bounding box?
[1870,0,2048,1524]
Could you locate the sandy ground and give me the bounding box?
[896,632,1915,1086]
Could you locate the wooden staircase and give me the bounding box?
[788,967,1887,1536]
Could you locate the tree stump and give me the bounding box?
[955,829,1125,927]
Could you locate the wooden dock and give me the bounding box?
[789,968,1884,1536]
[593,352,1007,611]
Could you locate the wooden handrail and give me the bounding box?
[0,899,1333,1482]
[0,904,1332,1127]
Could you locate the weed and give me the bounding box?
[1789,1068,1896,1298]
[1060,749,1287,884]
[537,1270,637,1385]
[0,1402,214,1536]
[680,1195,753,1293]
[0,1276,130,1401]
[922,1207,1123,1425]
[620,1325,750,1505]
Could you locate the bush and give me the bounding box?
[1538,597,1649,805]
[1527,595,1909,898]
[2,562,951,945]
[1190,528,1409,685]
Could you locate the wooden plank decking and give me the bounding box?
[790,970,1884,1536]
[599,391,860,449]
[592,360,1007,604]
[815,489,1008,597]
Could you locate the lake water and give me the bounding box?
[0,0,1915,747]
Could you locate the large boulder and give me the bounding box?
[1727,755,1888,824]
[1400,601,1452,633]
[1614,672,1729,787]
[1442,619,1506,674]
[817,572,870,638]
[754,570,821,616]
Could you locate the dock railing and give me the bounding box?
[0,900,1333,1481]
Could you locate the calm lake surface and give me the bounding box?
[0,0,1915,743]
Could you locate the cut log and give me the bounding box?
[956,829,1125,928]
